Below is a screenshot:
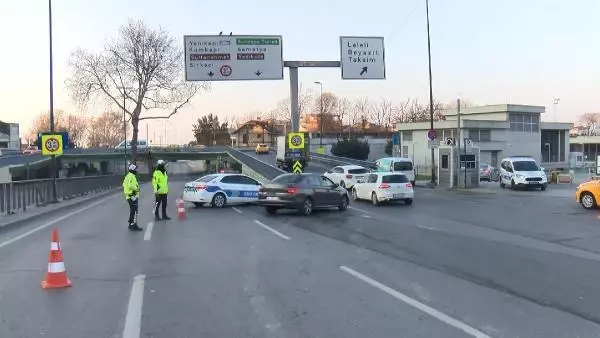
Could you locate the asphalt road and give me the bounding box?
[2,162,600,336]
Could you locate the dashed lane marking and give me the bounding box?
[253,220,290,240]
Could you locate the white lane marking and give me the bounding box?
[361,214,372,218]
[123,274,146,338]
[232,207,243,214]
[0,194,117,249]
[348,206,370,214]
[143,222,154,241]
[340,266,491,338]
[253,220,290,240]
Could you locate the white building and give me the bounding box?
[397,104,573,169]
[0,121,20,152]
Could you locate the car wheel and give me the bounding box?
[581,192,597,210]
[500,179,505,188]
[405,198,413,205]
[265,206,278,215]
[510,180,516,190]
[192,202,204,208]
[339,195,349,211]
[299,198,313,216]
[371,192,379,206]
[352,188,359,201]
[211,193,227,208]
[541,184,547,191]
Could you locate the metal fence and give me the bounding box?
[0,175,123,214]
[310,153,376,169]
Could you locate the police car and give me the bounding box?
[499,156,547,190]
[182,173,263,208]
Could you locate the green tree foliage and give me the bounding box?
[331,138,370,160]
[192,114,230,145]
[384,139,393,156]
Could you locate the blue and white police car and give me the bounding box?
[182,173,263,208]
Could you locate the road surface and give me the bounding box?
[1,158,600,337]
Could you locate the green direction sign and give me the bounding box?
[292,160,303,174]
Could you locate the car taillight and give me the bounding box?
[379,183,391,189]
[194,184,207,190]
[406,183,413,188]
[346,174,353,179]
[286,187,299,194]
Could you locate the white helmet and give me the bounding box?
[157,159,166,166]
[128,163,137,171]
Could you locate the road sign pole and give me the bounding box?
[48,0,58,203]
[289,67,299,132]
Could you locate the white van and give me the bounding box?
[499,156,547,191]
[115,140,151,149]
[374,157,416,185]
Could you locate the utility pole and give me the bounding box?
[314,81,324,148]
[425,0,436,185]
[48,0,58,203]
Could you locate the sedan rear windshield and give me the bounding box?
[272,174,304,184]
[393,162,413,171]
[258,144,267,147]
[195,175,217,183]
[382,174,409,183]
[348,168,369,174]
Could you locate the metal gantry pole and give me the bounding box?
[48,0,58,202]
[289,67,300,132]
[425,0,436,185]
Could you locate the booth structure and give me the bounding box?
[436,145,481,188]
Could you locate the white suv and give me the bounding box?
[499,156,547,191]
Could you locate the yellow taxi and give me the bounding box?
[575,180,600,209]
[255,143,269,154]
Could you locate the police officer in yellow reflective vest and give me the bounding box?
[152,160,171,221]
[123,163,143,231]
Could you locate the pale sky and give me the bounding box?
[1,0,599,144]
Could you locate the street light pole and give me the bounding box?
[553,98,560,122]
[48,0,58,202]
[314,81,324,147]
[425,0,436,185]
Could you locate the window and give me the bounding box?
[333,167,344,173]
[195,175,218,183]
[459,154,476,169]
[320,176,335,187]
[238,176,260,185]
[402,131,413,142]
[220,175,242,184]
[401,146,409,156]
[382,174,409,183]
[303,175,320,186]
[273,174,303,184]
[509,113,539,132]
[348,168,369,174]
[367,174,378,183]
[393,161,413,171]
[441,155,449,169]
[468,129,491,142]
[512,161,539,171]
[442,129,455,140]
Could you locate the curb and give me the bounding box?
[0,188,121,231]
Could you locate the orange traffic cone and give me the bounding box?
[177,199,186,220]
[41,228,72,289]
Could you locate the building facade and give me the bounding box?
[0,121,20,152]
[397,104,572,169]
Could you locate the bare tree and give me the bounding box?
[87,111,129,147]
[578,113,600,136]
[347,97,371,136]
[392,100,410,124]
[371,98,394,136]
[66,19,209,162]
[27,110,88,147]
[273,84,315,122]
[335,97,350,136]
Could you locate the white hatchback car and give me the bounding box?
[182,173,263,207]
[324,165,370,189]
[351,172,414,205]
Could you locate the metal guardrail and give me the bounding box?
[310,153,376,169]
[0,175,123,215]
[226,147,285,180]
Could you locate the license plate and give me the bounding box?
[266,196,279,200]
[393,194,404,198]
[528,181,538,184]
